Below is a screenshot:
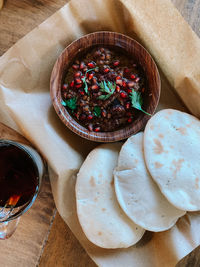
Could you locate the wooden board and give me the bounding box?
[0,0,200,266]
[0,123,56,266]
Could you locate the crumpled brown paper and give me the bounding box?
[0,0,200,266]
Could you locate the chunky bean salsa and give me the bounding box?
[61,46,150,132]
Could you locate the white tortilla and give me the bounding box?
[114,133,185,232]
[144,109,200,211]
[75,143,145,249]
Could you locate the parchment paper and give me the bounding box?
[0,0,200,266]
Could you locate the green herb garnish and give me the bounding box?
[61,97,77,111]
[98,81,116,100]
[129,90,151,116]
[81,68,97,94]
[93,106,101,117]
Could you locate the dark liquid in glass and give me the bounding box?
[0,143,39,207]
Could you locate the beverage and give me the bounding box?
[0,143,39,208]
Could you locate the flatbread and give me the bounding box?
[144,109,200,211]
[114,132,185,232]
[75,143,145,249]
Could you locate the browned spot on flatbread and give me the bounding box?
[94,197,98,202]
[172,159,184,177]
[186,120,197,128]
[154,162,163,168]
[158,134,164,138]
[178,127,187,135]
[153,139,164,154]
[90,176,95,187]
[195,177,199,189]
[134,159,138,165]
[102,208,106,212]
[98,232,102,236]
[167,110,173,115]
[150,125,154,130]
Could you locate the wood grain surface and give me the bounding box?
[0,0,200,266]
[50,31,160,142]
[0,123,56,267]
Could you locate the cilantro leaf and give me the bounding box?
[129,90,151,116]
[93,106,101,117]
[81,68,97,95]
[61,97,77,111]
[81,76,88,94]
[61,100,67,106]
[98,81,116,100]
[98,94,111,100]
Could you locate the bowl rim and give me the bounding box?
[50,31,161,142]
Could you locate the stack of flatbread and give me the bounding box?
[75,109,200,248]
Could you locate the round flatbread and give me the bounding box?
[144,109,200,211]
[75,143,145,249]
[114,132,185,232]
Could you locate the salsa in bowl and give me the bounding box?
[50,32,160,142]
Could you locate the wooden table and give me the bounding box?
[0,1,199,266]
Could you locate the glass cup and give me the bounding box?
[0,139,44,239]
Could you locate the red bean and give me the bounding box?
[116,85,120,93]
[72,64,79,70]
[88,62,96,68]
[101,110,107,117]
[104,67,110,73]
[79,91,85,95]
[113,60,120,67]
[120,92,127,98]
[91,84,99,90]
[87,115,93,120]
[94,127,100,132]
[76,84,82,89]
[80,62,86,69]
[74,71,82,78]
[130,74,136,79]
[127,117,132,123]
[122,81,127,88]
[62,84,68,90]
[70,80,74,87]
[88,73,94,80]
[75,78,82,84]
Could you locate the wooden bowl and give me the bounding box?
[50,31,161,142]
